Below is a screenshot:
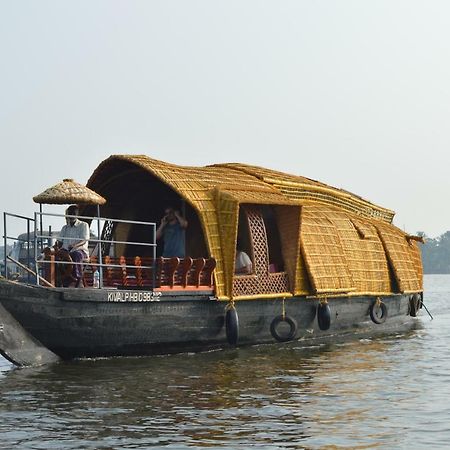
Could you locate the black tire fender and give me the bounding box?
[225,306,239,346]
[317,302,331,331]
[409,294,421,317]
[270,315,298,342]
[370,299,387,324]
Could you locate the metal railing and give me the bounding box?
[3,211,157,289]
[3,212,35,283]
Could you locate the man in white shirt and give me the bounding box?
[57,205,90,287]
[235,239,253,275]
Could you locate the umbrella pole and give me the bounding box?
[97,204,103,288]
[39,203,43,252]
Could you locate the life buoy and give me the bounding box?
[317,302,331,330]
[369,299,387,324]
[225,306,239,346]
[409,293,422,317]
[270,315,298,342]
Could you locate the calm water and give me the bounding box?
[1,275,449,449]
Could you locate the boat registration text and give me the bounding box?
[107,291,162,302]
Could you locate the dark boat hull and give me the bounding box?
[0,278,418,361]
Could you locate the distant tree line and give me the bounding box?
[417,231,450,274]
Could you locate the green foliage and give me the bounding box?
[419,231,450,274]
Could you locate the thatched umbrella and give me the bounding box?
[33,177,106,248]
[33,179,106,285]
[33,178,106,205]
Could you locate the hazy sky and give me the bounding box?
[1,0,450,240]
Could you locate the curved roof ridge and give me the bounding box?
[209,162,329,187]
[88,154,394,223]
[210,162,394,222]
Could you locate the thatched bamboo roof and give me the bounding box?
[33,179,106,205]
[212,163,395,222]
[88,155,393,218]
[87,155,421,299]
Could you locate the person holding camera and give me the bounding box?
[156,207,188,257]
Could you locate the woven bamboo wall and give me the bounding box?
[215,190,239,299]
[372,221,423,293]
[300,207,355,294]
[409,240,423,288]
[275,205,310,295]
[309,206,392,294]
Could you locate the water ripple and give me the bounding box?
[0,275,449,448]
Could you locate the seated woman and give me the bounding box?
[235,239,253,275]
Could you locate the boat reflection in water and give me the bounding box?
[0,323,428,448]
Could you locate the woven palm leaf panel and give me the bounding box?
[232,205,290,298]
[409,240,423,288]
[350,217,393,294]
[300,206,355,295]
[309,206,392,295]
[275,205,310,295]
[215,190,239,299]
[213,163,395,223]
[215,188,295,299]
[372,221,423,293]
[233,206,269,298]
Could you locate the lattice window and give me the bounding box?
[233,206,289,297]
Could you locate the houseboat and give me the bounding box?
[0,155,424,366]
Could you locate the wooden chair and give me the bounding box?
[200,258,216,287]
[123,257,139,287]
[177,257,193,288]
[187,258,206,288]
[156,257,180,288]
[137,256,155,288]
[103,255,127,287]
